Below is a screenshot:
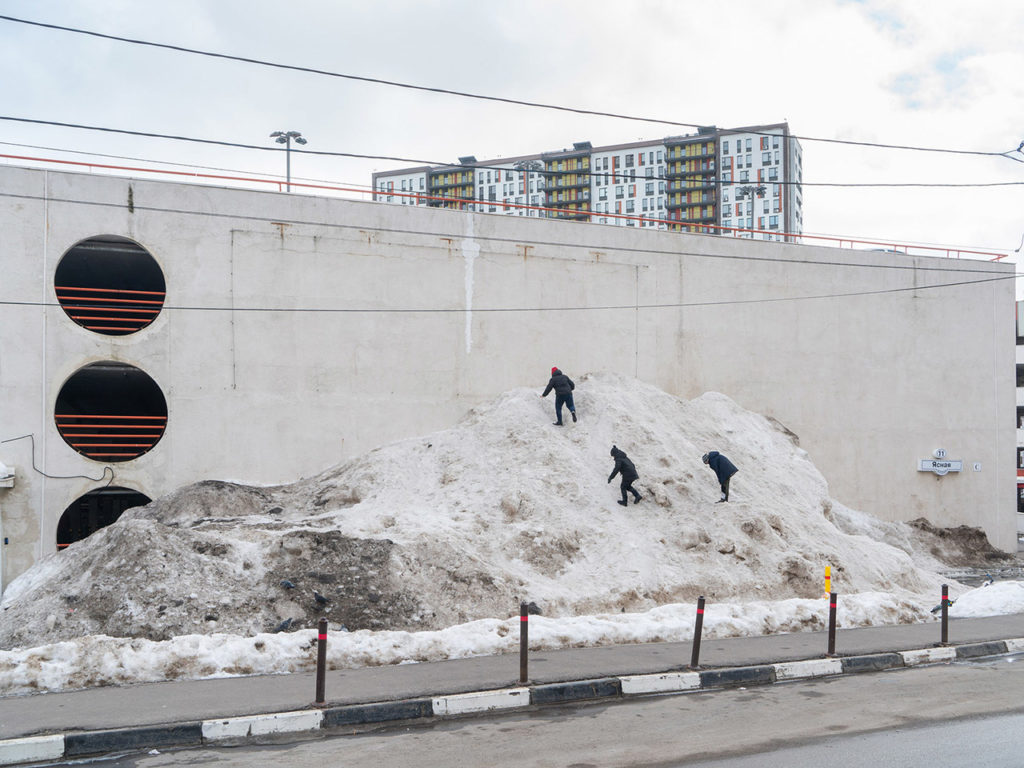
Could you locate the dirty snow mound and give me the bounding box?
[0,374,982,656]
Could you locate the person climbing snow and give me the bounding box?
[541,366,577,426]
[702,450,738,503]
[608,445,642,506]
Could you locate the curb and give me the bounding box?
[1,636,1020,766]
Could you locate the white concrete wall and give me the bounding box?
[0,165,1015,590]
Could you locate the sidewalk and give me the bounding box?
[3,613,1024,745]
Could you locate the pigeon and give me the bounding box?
[280,579,296,589]
[313,591,329,605]
[273,617,293,633]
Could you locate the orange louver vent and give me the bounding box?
[54,413,167,461]
[54,285,165,335]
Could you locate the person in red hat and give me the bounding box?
[540,367,577,426]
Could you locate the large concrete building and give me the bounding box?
[372,123,803,241]
[0,163,1014,594]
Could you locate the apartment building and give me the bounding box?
[371,123,802,241]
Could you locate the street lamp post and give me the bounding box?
[736,183,766,238]
[270,130,307,191]
[513,159,543,217]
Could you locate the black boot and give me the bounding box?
[633,494,642,504]
[617,500,628,507]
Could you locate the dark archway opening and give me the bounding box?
[57,486,151,549]
[55,362,168,462]
[55,235,166,336]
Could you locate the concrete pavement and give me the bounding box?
[2,613,1024,765]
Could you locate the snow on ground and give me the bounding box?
[0,373,1018,696]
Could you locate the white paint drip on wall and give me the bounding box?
[462,219,480,355]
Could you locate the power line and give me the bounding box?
[0,13,1019,161]
[2,116,1022,190]
[0,139,373,189]
[1,273,1016,315]
[0,188,1011,273]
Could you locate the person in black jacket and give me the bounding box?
[702,451,738,503]
[541,367,577,426]
[608,445,642,506]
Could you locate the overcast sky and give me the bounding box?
[0,1,1022,273]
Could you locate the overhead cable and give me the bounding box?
[0,14,1018,160]
[1,117,1021,190]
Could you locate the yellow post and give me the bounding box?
[824,566,832,597]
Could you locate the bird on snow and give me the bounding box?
[313,591,329,605]
[273,617,293,633]
[280,579,296,589]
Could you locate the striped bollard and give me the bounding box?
[826,592,837,657]
[314,617,328,707]
[689,596,706,669]
[940,584,949,646]
[519,602,529,683]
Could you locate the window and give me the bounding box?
[657,150,663,162]
[420,178,425,190]
[762,152,771,164]
[658,181,666,193]
[646,167,654,178]
[768,167,778,181]
[645,182,654,195]
[740,170,749,182]
[642,198,648,211]
[760,136,769,150]
[723,140,730,154]
[1017,364,1024,388]
[724,204,732,217]
[599,187,607,200]
[615,185,624,198]
[745,138,752,152]
[773,135,780,149]
[626,200,635,213]
[769,215,779,228]
[629,185,636,197]
[745,154,752,167]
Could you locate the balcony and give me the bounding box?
[429,178,473,192]
[667,180,717,194]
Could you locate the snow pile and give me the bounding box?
[951,581,1024,618]
[0,373,1014,695]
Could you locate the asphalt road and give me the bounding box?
[93,653,1024,767]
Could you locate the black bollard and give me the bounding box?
[940,584,949,646]
[827,592,837,657]
[689,596,705,669]
[519,602,529,684]
[314,617,328,707]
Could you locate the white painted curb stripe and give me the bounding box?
[202,710,324,741]
[1004,638,1024,653]
[620,672,702,695]
[432,687,530,716]
[900,647,957,666]
[0,734,64,766]
[774,659,843,680]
